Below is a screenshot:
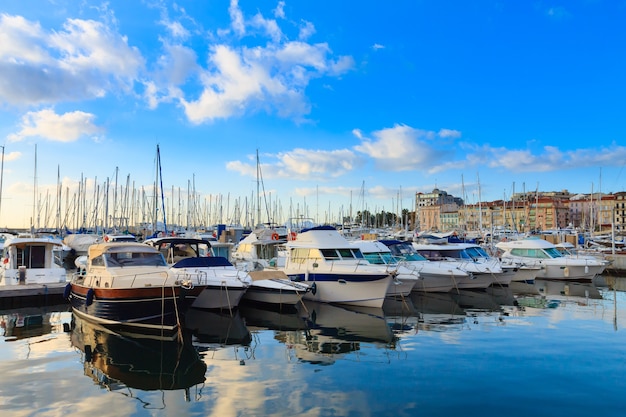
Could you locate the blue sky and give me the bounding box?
[0,0,625,229]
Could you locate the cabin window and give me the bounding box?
[91,255,105,267]
[321,249,340,260]
[292,248,321,264]
[15,245,46,268]
[511,248,550,259]
[105,251,167,267]
[337,249,356,259]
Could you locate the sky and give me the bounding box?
[0,0,625,229]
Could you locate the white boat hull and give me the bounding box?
[491,270,515,286]
[412,273,456,293]
[450,273,494,290]
[299,275,393,308]
[540,263,603,280]
[510,267,541,283]
[243,279,309,305]
[192,284,248,310]
[0,268,68,286]
[386,275,419,297]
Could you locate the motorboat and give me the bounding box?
[243,270,310,306]
[144,237,251,311]
[349,239,419,297]
[231,227,285,270]
[1,235,69,286]
[497,257,542,283]
[379,239,469,292]
[230,231,312,306]
[279,225,394,308]
[495,238,606,281]
[412,241,507,289]
[554,242,611,267]
[67,242,205,333]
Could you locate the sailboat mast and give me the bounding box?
[0,145,4,226]
[157,145,168,235]
[256,149,261,226]
[477,172,482,232]
[33,144,38,230]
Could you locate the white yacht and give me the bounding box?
[349,239,419,297]
[412,242,508,289]
[379,239,469,293]
[279,225,394,308]
[230,230,312,306]
[144,237,251,310]
[495,237,606,281]
[0,235,69,286]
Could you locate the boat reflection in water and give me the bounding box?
[185,307,252,346]
[534,278,603,302]
[385,291,467,336]
[70,314,207,404]
[291,301,396,365]
[0,304,70,341]
[239,302,307,332]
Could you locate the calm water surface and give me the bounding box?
[2,275,626,417]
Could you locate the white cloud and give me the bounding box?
[7,109,104,143]
[353,124,454,171]
[174,3,354,123]
[250,12,283,42]
[0,14,144,106]
[299,21,316,40]
[229,0,246,36]
[464,143,626,173]
[274,2,286,19]
[181,35,354,123]
[2,151,21,162]
[438,128,461,139]
[226,148,360,180]
[182,45,267,122]
[163,19,190,40]
[372,43,385,50]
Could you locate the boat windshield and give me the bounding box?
[544,247,563,258]
[465,246,489,259]
[362,252,397,265]
[104,251,167,267]
[402,252,428,261]
[386,243,428,262]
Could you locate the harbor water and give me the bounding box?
[2,275,626,416]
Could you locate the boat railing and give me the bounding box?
[287,258,381,274]
[72,269,172,288]
[115,270,172,288]
[171,269,208,285]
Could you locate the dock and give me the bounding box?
[0,283,68,309]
